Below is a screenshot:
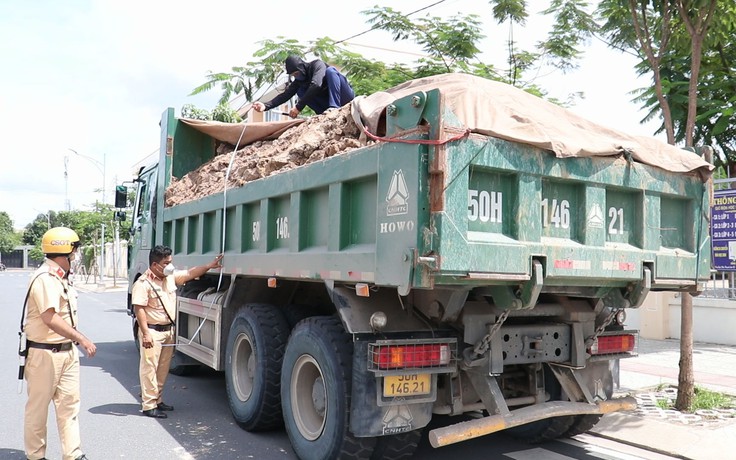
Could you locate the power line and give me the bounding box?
[335,0,448,45]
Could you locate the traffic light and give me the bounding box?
[114,185,127,208]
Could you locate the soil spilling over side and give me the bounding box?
[165,105,364,207]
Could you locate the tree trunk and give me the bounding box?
[675,292,695,410]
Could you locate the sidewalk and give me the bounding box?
[73,275,129,293]
[591,338,736,459]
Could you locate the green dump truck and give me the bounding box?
[125,74,712,460]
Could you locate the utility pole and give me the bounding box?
[64,155,70,211]
[68,148,106,207]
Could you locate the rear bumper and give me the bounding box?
[429,396,637,448]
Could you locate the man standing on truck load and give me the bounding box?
[252,55,354,118]
[22,226,96,460]
[132,246,223,419]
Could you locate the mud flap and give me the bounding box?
[350,340,433,437]
[548,360,614,404]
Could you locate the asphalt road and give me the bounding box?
[0,271,678,460]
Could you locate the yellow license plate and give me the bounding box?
[383,374,431,397]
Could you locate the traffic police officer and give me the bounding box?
[23,227,96,460]
[132,245,222,418]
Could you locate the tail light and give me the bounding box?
[373,343,451,369]
[589,334,636,355]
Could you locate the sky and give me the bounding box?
[0,0,658,230]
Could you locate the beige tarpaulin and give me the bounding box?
[179,117,304,146]
[353,73,713,178]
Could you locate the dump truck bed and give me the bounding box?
[157,82,710,297]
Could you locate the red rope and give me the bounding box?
[362,125,471,145]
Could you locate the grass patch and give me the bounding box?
[656,386,736,412]
[656,398,672,410]
[690,387,736,412]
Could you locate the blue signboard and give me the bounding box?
[711,189,736,271]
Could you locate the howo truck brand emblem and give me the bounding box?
[386,170,409,216]
[382,400,413,434]
[587,203,604,228]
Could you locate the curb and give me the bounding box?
[585,428,692,460]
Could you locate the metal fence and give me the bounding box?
[700,270,736,299]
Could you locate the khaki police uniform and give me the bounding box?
[131,269,186,411]
[24,260,83,460]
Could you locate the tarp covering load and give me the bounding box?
[179,117,304,145]
[353,73,713,177]
[166,73,712,207]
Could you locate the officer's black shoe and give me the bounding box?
[157,402,174,411]
[142,408,168,418]
[75,455,89,460]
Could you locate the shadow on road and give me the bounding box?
[0,448,26,460]
[81,339,295,459]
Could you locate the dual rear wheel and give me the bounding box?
[224,305,421,460]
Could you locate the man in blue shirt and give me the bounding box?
[253,55,355,118]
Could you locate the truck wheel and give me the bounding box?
[281,316,376,460]
[280,304,332,329]
[225,304,289,431]
[508,365,575,443]
[370,429,423,460]
[564,414,602,437]
[169,351,201,376]
[563,369,613,437]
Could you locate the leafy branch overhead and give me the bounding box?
[189,1,735,170]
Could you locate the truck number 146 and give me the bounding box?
[541,198,570,228]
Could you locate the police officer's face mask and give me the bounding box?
[162,263,176,276]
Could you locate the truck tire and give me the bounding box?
[507,365,575,443]
[225,304,289,431]
[370,429,423,460]
[169,351,201,376]
[280,304,322,329]
[564,414,602,437]
[563,369,613,437]
[281,316,376,460]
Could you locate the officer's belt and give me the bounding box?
[27,340,73,352]
[148,323,173,332]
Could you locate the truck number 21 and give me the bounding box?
[608,207,624,234]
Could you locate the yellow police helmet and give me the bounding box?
[41,227,81,255]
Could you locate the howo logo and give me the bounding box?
[380,170,416,234]
[380,220,415,234]
[386,170,409,216]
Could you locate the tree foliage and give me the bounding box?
[190,6,570,111]
[0,211,21,254]
[190,1,734,172]
[181,103,242,122]
[21,206,132,260]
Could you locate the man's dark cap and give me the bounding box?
[285,55,304,74]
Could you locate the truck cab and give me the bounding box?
[126,161,158,316]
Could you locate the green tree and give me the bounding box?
[22,211,57,245]
[23,206,131,250]
[0,211,20,254]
